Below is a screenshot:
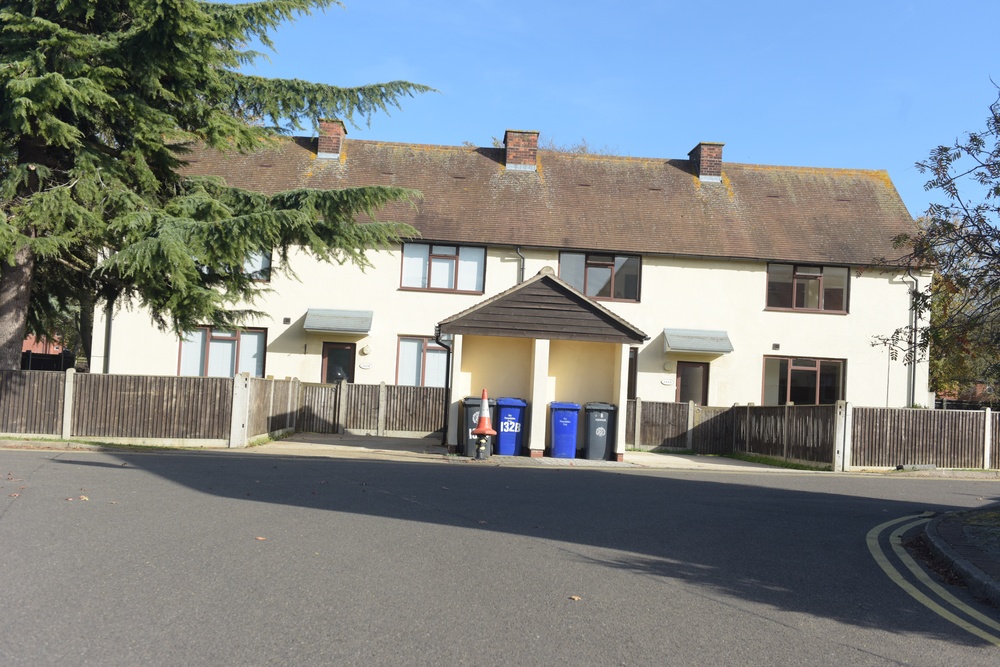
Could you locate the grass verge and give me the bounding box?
[724,452,831,471]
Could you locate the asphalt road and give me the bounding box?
[1,448,999,666]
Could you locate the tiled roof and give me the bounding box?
[181,136,916,266]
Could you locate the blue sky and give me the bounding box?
[245,0,1000,219]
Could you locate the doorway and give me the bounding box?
[322,342,356,383]
[676,361,709,405]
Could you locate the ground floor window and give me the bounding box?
[397,337,448,387]
[179,328,266,378]
[763,356,844,405]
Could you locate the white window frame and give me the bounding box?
[401,243,485,293]
[397,336,448,387]
[179,327,267,378]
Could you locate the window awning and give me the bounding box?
[663,328,733,354]
[304,309,373,334]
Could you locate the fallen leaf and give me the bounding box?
[8,493,19,498]
[255,536,267,541]
[66,498,74,501]
[79,495,89,501]
[569,596,582,601]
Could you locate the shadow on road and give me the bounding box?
[44,448,1000,646]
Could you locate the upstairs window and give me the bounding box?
[766,264,848,312]
[401,243,485,292]
[560,252,641,301]
[243,252,272,282]
[179,328,266,378]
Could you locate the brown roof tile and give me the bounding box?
[181,136,916,266]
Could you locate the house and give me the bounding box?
[90,121,931,455]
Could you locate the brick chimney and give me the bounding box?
[688,142,724,182]
[503,129,539,172]
[318,119,346,159]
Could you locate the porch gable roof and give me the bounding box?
[438,267,648,345]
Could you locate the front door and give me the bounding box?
[322,342,356,383]
[676,361,709,405]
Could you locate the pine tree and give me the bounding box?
[0,0,429,370]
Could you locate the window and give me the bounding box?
[560,252,641,301]
[243,251,272,281]
[763,356,844,405]
[766,264,848,312]
[401,243,485,292]
[179,328,266,378]
[397,337,448,387]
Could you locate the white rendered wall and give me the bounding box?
[91,245,928,408]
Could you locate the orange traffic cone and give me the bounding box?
[471,388,497,437]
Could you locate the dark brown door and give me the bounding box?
[676,361,709,405]
[322,342,356,383]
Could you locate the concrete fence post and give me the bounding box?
[229,373,251,448]
[336,381,348,434]
[377,382,388,436]
[686,400,695,451]
[833,401,847,471]
[984,408,992,470]
[843,403,853,471]
[61,368,76,440]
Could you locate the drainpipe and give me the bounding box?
[515,246,526,284]
[435,326,453,447]
[903,268,919,407]
[102,298,114,374]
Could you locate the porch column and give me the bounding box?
[528,338,551,457]
[612,344,630,462]
[446,334,466,450]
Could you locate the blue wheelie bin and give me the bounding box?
[495,398,527,456]
[549,402,581,459]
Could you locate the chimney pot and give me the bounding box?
[688,142,724,182]
[503,129,539,172]
[318,119,346,159]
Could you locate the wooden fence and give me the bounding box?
[628,400,840,467]
[850,407,996,470]
[2,368,997,468]
[296,381,446,436]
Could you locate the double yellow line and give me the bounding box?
[867,514,1000,645]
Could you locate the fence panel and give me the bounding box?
[298,383,341,433]
[786,405,836,465]
[638,401,688,449]
[265,379,296,433]
[0,370,64,435]
[625,400,636,445]
[345,384,380,431]
[384,385,446,432]
[852,407,985,468]
[247,378,270,438]
[73,374,231,439]
[994,412,1000,470]
[691,406,735,455]
[744,407,786,457]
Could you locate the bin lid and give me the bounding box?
[464,396,496,405]
[496,397,527,407]
[585,402,616,411]
[550,401,581,410]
